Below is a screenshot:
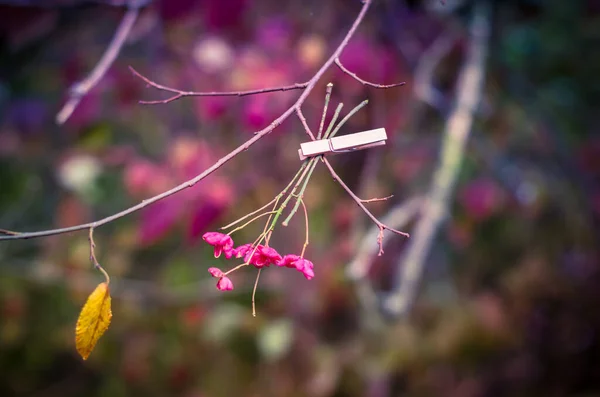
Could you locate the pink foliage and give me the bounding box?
[203,0,248,30]
[124,137,234,246]
[255,17,292,53]
[459,178,505,221]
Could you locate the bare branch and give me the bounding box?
[347,197,422,281]
[295,107,316,140]
[1,0,377,241]
[360,195,393,203]
[382,1,492,318]
[0,229,20,236]
[130,67,309,105]
[347,197,422,331]
[56,7,139,124]
[322,157,409,256]
[335,58,406,89]
[317,83,333,139]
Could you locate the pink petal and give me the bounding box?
[260,246,282,264]
[202,231,224,245]
[302,267,314,280]
[187,202,225,244]
[216,276,234,291]
[138,198,180,246]
[208,267,224,278]
[202,232,235,256]
[277,254,300,268]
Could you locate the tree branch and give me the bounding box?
[335,58,406,89]
[130,67,309,105]
[1,0,377,241]
[382,1,492,318]
[347,197,422,281]
[295,106,316,140]
[322,157,409,256]
[56,6,140,124]
[347,197,422,330]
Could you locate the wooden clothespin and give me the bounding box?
[298,128,387,160]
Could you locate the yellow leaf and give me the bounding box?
[75,282,112,360]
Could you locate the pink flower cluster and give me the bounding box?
[202,232,315,291]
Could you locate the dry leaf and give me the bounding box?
[75,282,112,360]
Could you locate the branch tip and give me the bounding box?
[335,58,406,89]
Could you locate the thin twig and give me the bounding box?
[221,197,279,230]
[346,197,422,281]
[88,228,110,284]
[57,7,139,124]
[296,107,316,140]
[1,0,376,242]
[282,158,319,226]
[222,161,309,230]
[252,269,262,317]
[131,67,308,105]
[0,229,20,236]
[360,195,393,203]
[323,103,344,139]
[329,99,369,139]
[382,1,491,318]
[300,199,309,258]
[317,83,333,140]
[226,211,277,235]
[335,58,406,89]
[322,157,409,256]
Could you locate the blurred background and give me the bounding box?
[1,0,599,396]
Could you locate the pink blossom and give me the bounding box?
[245,245,270,268]
[216,276,234,291]
[236,244,282,268]
[208,267,224,278]
[260,246,282,265]
[202,232,234,258]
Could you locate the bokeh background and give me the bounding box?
[1,0,599,396]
